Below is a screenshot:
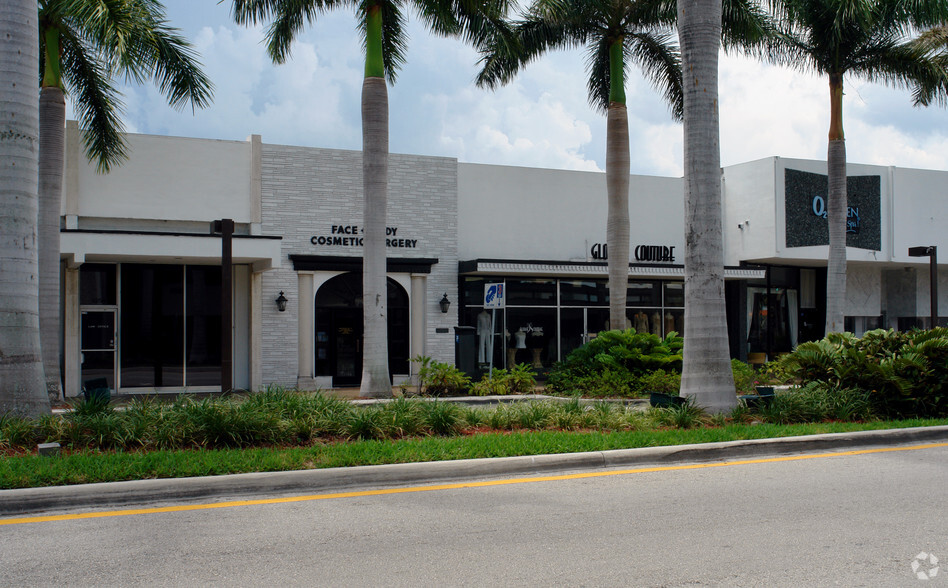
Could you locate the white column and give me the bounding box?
[63,266,80,397]
[410,274,427,385]
[249,270,263,391]
[297,272,317,390]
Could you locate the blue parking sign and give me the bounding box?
[484,283,505,308]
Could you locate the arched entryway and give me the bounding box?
[314,272,410,386]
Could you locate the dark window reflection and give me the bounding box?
[185,266,222,386]
[80,264,116,306]
[507,279,556,306]
[664,282,684,307]
[462,277,497,307]
[627,281,659,306]
[560,280,608,306]
[121,265,184,387]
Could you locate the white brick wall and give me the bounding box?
[260,145,458,387]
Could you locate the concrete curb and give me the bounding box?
[3,425,947,517]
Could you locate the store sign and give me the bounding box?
[310,225,419,248]
[785,169,880,251]
[810,195,860,234]
[484,283,505,308]
[591,243,676,262]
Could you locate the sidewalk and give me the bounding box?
[3,425,947,517]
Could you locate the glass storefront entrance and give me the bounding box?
[79,263,225,391]
[314,273,409,386]
[459,277,685,374]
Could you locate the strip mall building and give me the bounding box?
[60,123,947,397]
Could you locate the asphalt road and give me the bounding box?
[3,443,947,587]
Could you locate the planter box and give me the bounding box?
[649,392,687,408]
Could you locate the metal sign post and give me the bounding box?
[484,283,505,379]
[909,246,939,328]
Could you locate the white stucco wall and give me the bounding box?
[721,158,779,266]
[71,132,253,223]
[721,157,900,265]
[891,167,948,263]
[458,162,683,262]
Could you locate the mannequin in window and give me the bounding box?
[514,329,527,349]
[664,312,675,335]
[477,310,491,364]
[650,311,662,336]
[634,312,649,334]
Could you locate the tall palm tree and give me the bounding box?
[677,0,735,412]
[232,0,508,398]
[38,0,213,399]
[477,0,685,331]
[479,0,767,410]
[1,0,50,417]
[767,0,948,335]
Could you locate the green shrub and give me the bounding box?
[731,359,757,393]
[0,414,37,449]
[785,327,948,418]
[412,355,472,396]
[547,330,683,396]
[636,369,681,395]
[420,401,461,435]
[756,381,875,424]
[470,364,537,396]
[345,407,386,440]
[560,369,635,398]
[651,401,708,429]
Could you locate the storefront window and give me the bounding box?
[79,264,116,306]
[506,278,556,306]
[505,308,556,370]
[461,277,495,307]
[560,280,608,306]
[628,308,664,336]
[627,281,660,306]
[184,266,222,386]
[746,287,798,357]
[663,282,684,307]
[121,264,185,388]
[462,307,505,368]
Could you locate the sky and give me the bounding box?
[78,0,948,177]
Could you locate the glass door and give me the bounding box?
[81,309,116,392]
[559,308,610,361]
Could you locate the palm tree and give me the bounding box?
[677,0,736,412]
[232,0,508,398]
[477,0,685,331]
[1,0,50,417]
[767,0,948,335]
[477,0,767,411]
[38,0,213,399]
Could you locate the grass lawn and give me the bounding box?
[3,418,946,490]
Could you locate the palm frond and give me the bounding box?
[584,36,611,112]
[59,26,128,172]
[625,30,682,120]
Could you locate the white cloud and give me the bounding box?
[76,1,948,178]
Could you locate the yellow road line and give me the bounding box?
[3,441,946,527]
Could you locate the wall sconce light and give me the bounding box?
[439,293,450,314]
[275,291,288,312]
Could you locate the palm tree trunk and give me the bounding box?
[678,0,735,412]
[0,0,52,417]
[606,104,630,330]
[825,72,847,335]
[360,76,392,398]
[39,86,65,402]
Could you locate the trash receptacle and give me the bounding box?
[454,325,477,377]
